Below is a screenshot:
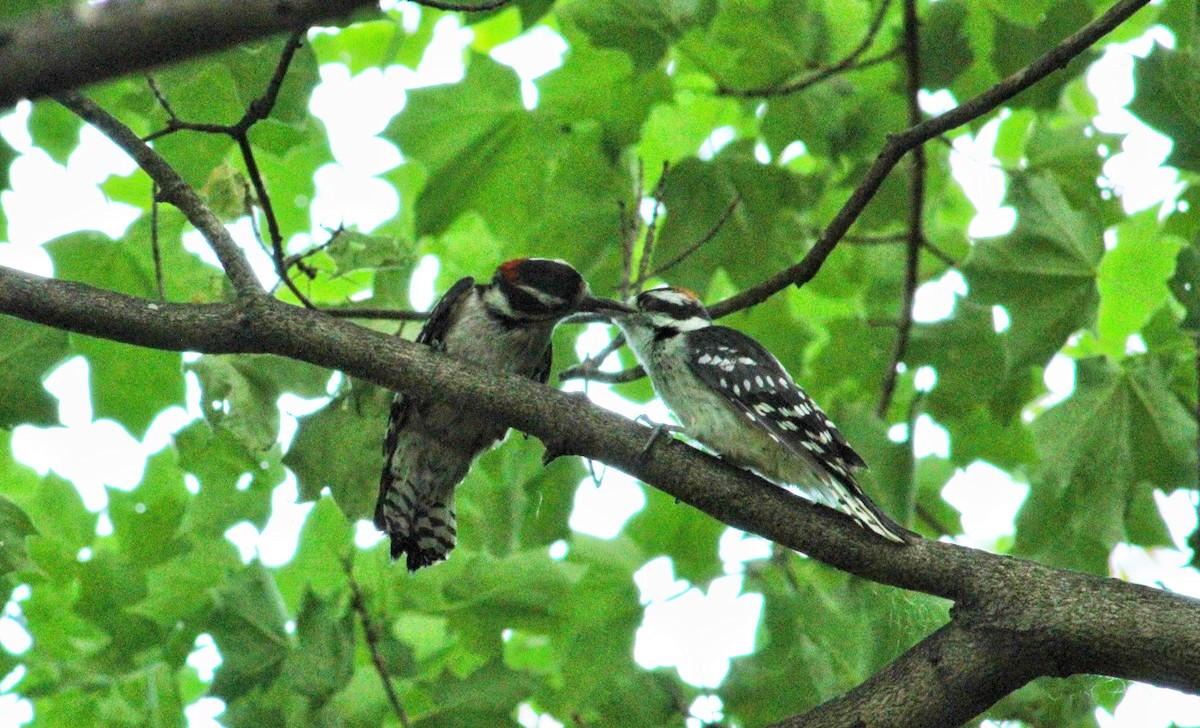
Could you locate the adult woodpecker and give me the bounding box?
[605,286,910,543]
[376,258,630,570]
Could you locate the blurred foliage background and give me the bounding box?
[0,0,1198,726]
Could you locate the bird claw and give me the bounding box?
[634,415,683,455]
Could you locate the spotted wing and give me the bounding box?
[375,276,475,529]
[683,325,867,476]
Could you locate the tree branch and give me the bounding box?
[773,623,1038,727]
[706,0,1152,320]
[1,265,1197,727]
[0,0,378,107]
[55,92,264,299]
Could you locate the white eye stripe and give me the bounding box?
[518,284,569,307]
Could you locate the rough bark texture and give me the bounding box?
[0,0,377,106]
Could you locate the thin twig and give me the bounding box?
[705,0,1152,320]
[150,183,166,301]
[56,92,263,297]
[649,194,742,280]
[144,33,317,307]
[634,162,670,291]
[718,0,895,97]
[876,0,925,419]
[344,556,412,728]
[923,239,957,267]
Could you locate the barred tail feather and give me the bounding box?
[819,473,910,544]
[376,475,458,571]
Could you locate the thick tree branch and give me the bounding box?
[0,0,377,107]
[706,0,1152,319]
[1,265,1197,727]
[56,92,264,298]
[773,623,1038,728]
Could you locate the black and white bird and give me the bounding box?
[607,287,909,543]
[376,258,630,571]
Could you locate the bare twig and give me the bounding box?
[634,163,671,291]
[706,0,1152,320]
[649,195,742,280]
[344,556,412,728]
[718,0,895,97]
[144,32,318,308]
[56,92,263,298]
[876,0,925,419]
[150,183,166,301]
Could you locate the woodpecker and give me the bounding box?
[376,258,630,571]
[606,287,909,543]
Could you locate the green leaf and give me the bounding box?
[0,494,37,577]
[281,590,355,701]
[176,421,283,537]
[274,496,353,610]
[106,451,190,566]
[1014,357,1196,571]
[189,355,300,453]
[624,487,724,585]
[208,562,292,702]
[1168,244,1200,333]
[962,173,1104,370]
[0,316,70,427]
[28,99,82,165]
[283,391,387,521]
[559,0,698,71]
[71,336,183,439]
[386,56,560,244]
[1128,45,1200,172]
[1096,211,1184,357]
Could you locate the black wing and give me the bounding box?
[684,325,867,474]
[375,276,475,528]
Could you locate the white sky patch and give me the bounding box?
[183,698,225,728]
[491,26,568,110]
[0,664,25,693]
[409,254,440,311]
[0,694,32,727]
[224,522,260,564]
[355,519,386,550]
[688,695,725,728]
[717,528,772,574]
[991,305,1010,333]
[779,141,806,166]
[918,88,957,115]
[1038,353,1076,409]
[1088,29,1184,216]
[181,217,279,288]
[255,475,316,567]
[1,113,139,248]
[1096,681,1200,728]
[699,126,736,161]
[634,570,763,688]
[912,414,950,459]
[517,703,565,728]
[941,461,1029,548]
[912,270,966,323]
[913,365,936,392]
[949,118,1014,238]
[310,64,407,176]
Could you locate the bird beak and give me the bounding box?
[579,295,634,316]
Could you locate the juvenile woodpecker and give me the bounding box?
[607,287,909,543]
[376,258,630,571]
